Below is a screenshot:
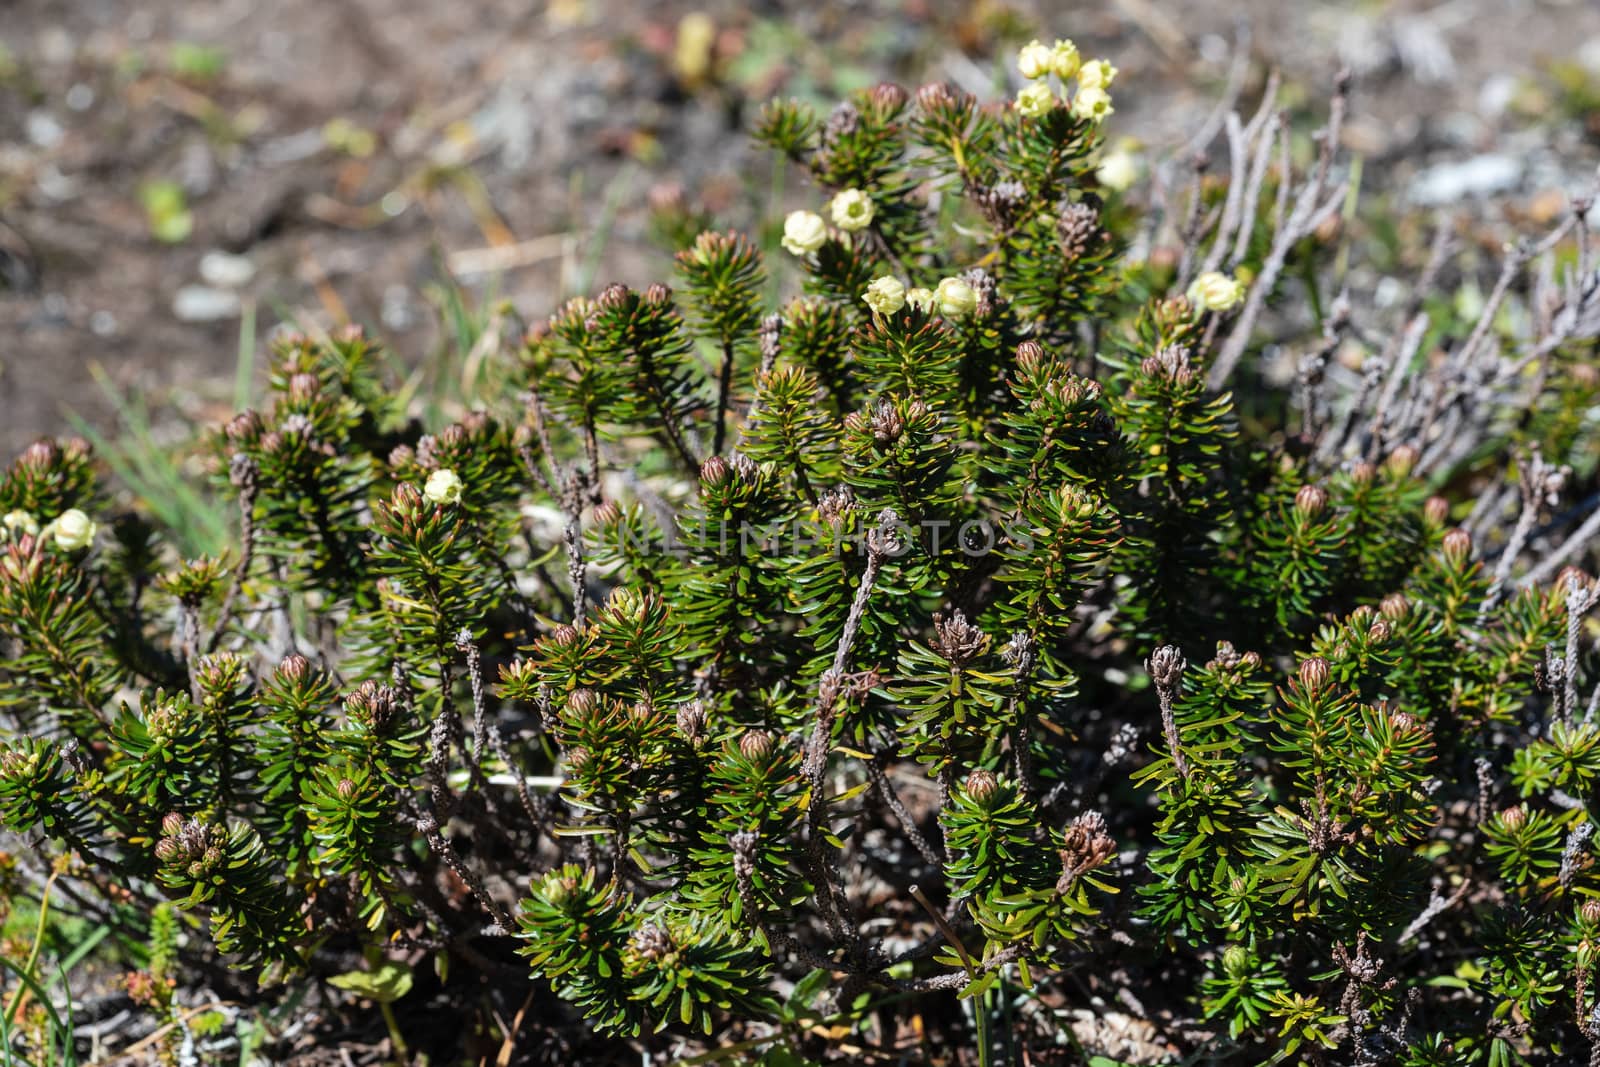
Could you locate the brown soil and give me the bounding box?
[1,0,1596,453]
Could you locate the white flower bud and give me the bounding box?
[1096,149,1140,192]
[1014,83,1054,118]
[781,210,828,256]
[935,276,978,319]
[1078,59,1118,91]
[1017,39,1054,80]
[424,468,465,506]
[51,508,97,552]
[1050,39,1081,79]
[3,510,38,538]
[1187,271,1246,313]
[829,189,875,232]
[905,286,936,313]
[862,276,906,317]
[1071,86,1113,123]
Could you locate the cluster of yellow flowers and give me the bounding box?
[781,188,877,258]
[2,507,97,551]
[1013,38,1117,125]
[861,274,977,320]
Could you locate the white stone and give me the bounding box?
[173,285,241,322]
[1410,155,1521,207]
[198,251,256,289]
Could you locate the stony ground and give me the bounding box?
[2,0,1599,454]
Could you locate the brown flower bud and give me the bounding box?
[1385,444,1419,479]
[566,689,600,719]
[1441,527,1472,562]
[604,586,649,623]
[226,410,262,443]
[0,747,34,778]
[276,654,311,683]
[914,81,961,115]
[18,440,59,471]
[1367,620,1392,645]
[1298,656,1331,692]
[1423,496,1450,526]
[287,373,320,403]
[345,679,401,731]
[1015,341,1045,371]
[1349,461,1376,486]
[647,181,686,215]
[1295,484,1328,518]
[930,610,989,667]
[1147,645,1187,689]
[1582,900,1600,925]
[816,486,853,526]
[1142,345,1193,384]
[631,923,673,961]
[675,700,708,744]
[1240,651,1263,669]
[336,778,357,801]
[1056,202,1102,261]
[869,81,908,114]
[700,455,730,485]
[1059,810,1116,882]
[596,283,629,309]
[592,501,622,527]
[964,769,998,804]
[1388,708,1419,734]
[1207,642,1241,670]
[643,282,672,306]
[389,482,424,519]
[738,729,775,761]
[195,652,245,693]
[865,400,905,442]
[541,871,580,908]
[1380,593,1410,620]
[1499,806,1527,831]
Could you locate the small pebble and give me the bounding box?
[172,285,240,322]
[26,111,64,148]
[198,251,256,289]
[381,284,414,331]
[1410,154,1521,207]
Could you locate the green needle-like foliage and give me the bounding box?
[4,36,1600,1067]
